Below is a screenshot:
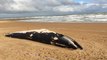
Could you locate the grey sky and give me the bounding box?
[0,0,107,15]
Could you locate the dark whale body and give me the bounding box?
[5,29,83,50]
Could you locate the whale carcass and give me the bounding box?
[5,29,83,50]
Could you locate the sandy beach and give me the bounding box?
[0,21,107,60]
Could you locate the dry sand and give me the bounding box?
[0,21,107,60]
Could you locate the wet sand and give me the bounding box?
[0,21,107,60]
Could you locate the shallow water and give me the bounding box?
[1,14,107,23]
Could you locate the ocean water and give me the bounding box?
[1,14,107,23]
[20,14,107,23]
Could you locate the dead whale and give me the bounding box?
[5,29,83,50]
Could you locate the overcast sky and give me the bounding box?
[0,0,107,16]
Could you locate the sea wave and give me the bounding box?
[20,14,107,23]
[1,14,107,23]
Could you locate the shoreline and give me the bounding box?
[0,18,107,23]
[1,20,107,24]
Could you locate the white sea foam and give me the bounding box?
[19,14,107,23]
[1,14,107,23]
